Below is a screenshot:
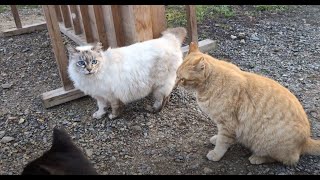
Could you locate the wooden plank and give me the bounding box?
[79,5,94,43]
[88,5,99,42]
[42,87,85,108]
[69,5,82,35]
[111,5,125,47]
[181,39,216,57]
[59,23,87,46]
[150,5,166,39]
[133,5,153,42]
[42,5,74,91]
[1,22,47,37]
[119,5,136,45]
[60,5,72,28]
[40,38,216,108]
[185,5,198,44]
[102,5,118,48]
[93,5,108,49]
[10,5,22,28]
[54,5,63,22]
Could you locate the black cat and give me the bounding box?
[21,127,98,175]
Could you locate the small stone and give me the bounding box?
[240,39,245,44]
[231,35,237,40]
[238,32,246,39]
[85,149,93,157]
[18,118,25,124]
[250,33,260,41]
[190,163,200,170]
[22,48,30,53]
[111,156,116,161]
[0,131,5,139]
[73,118,81,122]
[1,136,15,143]
[2,83,12,89]
[214,24,220,27]
[132,125,142,131]
[40,125,45,130]
[204,167,213,174]
[8,116,17,120]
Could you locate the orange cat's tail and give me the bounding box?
[302,138,320,155]
[161,27,187,44]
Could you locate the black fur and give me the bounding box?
[21,127,98,175]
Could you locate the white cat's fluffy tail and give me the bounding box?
[302,138,320,155]
[161,27,187,44]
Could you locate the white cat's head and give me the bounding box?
[68,42,104,75]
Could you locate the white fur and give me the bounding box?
[68,33,183,119]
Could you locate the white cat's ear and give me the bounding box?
[92,42,103,52]
[66,45,78,56]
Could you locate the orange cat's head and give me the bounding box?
[175,42,209,90]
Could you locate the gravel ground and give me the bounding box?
[0,5,319,175]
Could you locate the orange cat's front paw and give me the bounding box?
[206,150,222,161]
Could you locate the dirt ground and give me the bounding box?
[0,5,319,175]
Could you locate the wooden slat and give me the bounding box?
[185,5,198,44]
[42,5,74,91]
[59,23,87,46]
[54,5,63,22]
[101,5,118,48]
[1,22,47,37]
[60,5,72,28]
[10,5,22,28]
[42,87,85,108]
[40,38,216,108]
[119,5,136,45]
[79,5,94,43]
[93,5,108,49]
[111,5,125,47]
[133,5,153,42]
[150,5,166,38]
[88,5,99,42]
[69,5,82,35]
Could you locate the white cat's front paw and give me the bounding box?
[108,113,118,120]
[93,111,105,119]
[209,135,218,145]
[206,150,222,162]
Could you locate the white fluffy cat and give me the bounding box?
[67,27,187,120]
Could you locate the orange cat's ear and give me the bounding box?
[188,42,199,54]
[195,57,206,71]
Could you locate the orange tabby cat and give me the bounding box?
[175,42,320,165]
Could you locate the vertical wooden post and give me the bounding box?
[69,5,82,35]
[111,5,125,47]
[185,5,198,44]
[79,5,94,43]
[54,5,63,22]
[42,5,74,91]
[10,5,22,29]
[133,5,153,42]
[93,5,108,49]
[151,5,167,39]
[119,5,136,45]
[60,5,72,28]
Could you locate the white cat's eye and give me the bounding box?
[77,60,86,67]
[91,59,98,64]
